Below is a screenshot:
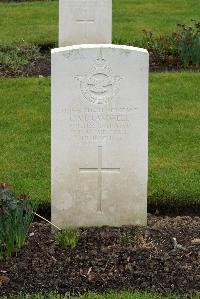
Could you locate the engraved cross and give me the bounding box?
[79,146,120,213]
[76,7,95,39]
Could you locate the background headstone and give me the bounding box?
[51,44,149,228]
[59,0,112,46]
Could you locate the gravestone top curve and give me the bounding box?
[52,44,148,54]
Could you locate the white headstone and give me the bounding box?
[51,44,149,228]
[59,0,112,46]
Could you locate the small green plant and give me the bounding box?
[0,43,41,76]
[121,228,154,248]
[133,227,155,250]
[0,183,37,260]
[55,228,80,250]
[121,230,133,246]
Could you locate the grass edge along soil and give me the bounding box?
[0,291,200,299]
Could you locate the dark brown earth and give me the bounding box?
[0,53,51,78]
[1,49,198,78]
[0,52,184,78]
[0,215,200,296]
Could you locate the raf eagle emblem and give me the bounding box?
[75,50,122,105]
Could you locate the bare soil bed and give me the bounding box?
[0,215,200,296]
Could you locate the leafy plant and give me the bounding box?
[176,20,200,66]
[140,19,200,68]
[141,30,180,67]
[55,228,80,250]
[0,183,37,260]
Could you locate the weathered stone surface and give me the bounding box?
[51,44,149,227]
[59,0,112,46]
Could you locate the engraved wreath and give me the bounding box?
[75,50,122,105]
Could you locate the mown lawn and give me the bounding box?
[0,72,199,207]
[1,291,199,299]
[0,77,50,204]
[149,72,199,207]
[0,0,200,45]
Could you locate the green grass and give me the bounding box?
[0,1,58,46]
[55,228,80,250]
[0,0,200,45]
[0,77,50,204]
[149,72,200,207]
[0,73,199,207]
[1,291,199,299]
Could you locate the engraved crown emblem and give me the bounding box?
[75,50,121,105]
